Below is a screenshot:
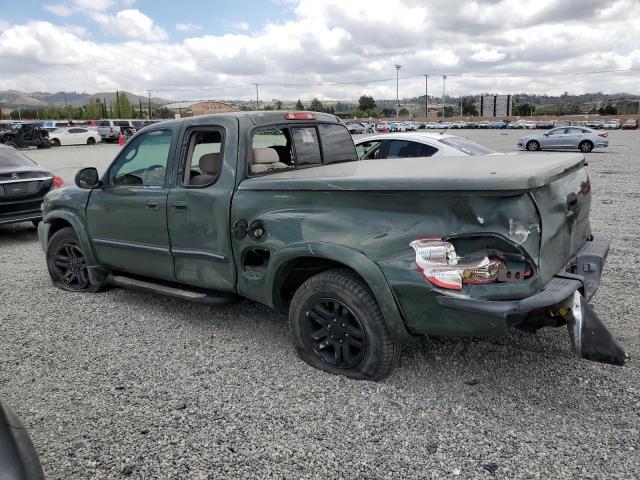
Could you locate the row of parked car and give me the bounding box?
[0,119,164,149]
[346,117,638,134]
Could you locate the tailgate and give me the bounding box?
[531,165,592,284]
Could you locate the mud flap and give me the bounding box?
[567,291,629,366]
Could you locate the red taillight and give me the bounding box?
[52,175,64,189]
[284,112,316,120]
[598,131,608,138]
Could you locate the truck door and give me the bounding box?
[86,129,175,280]
[167,124,237,292]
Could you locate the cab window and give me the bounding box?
[108,130,172,187]
[250,128,293,175]
[183,130,223,186]
[291,127,321,166]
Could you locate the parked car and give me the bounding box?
[0,144,63,226]
[37,111,627,379]
[346,123,366,134]
[586,120,605,129]
[96,119,137,142]
[0,398,45,479]
[0,124,52,149]
[354,132,494,160]
[490,121,507,129]
[536,120,555,129]
[49,127,102,146]
[478,121,491,129]
[622,119,638,130]
[604,120,620,129]
[518,126,608,152]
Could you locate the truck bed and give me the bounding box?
[239,153,586,192]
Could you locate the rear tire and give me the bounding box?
[51,138,61,147]
[579,140,593,153]
[46,227,100,292]
[288,269,400,380]
[526,140,540,151]
[87,137,96,145]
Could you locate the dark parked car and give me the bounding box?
[0,144,63,227]
[0,398,44,479]
[0,124,52,149]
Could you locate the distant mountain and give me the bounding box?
[0,90,172,108]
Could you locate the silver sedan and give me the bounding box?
[518,126,608,153]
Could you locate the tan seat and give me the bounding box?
[251,148,288,174]
[190,153,220,185]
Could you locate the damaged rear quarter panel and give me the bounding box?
[231,188,542,336]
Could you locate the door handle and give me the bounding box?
[172,201,187,211]
[145,201,159,210]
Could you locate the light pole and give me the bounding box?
[424,74,429,119]
[441,75,447,118]
[254,83,259,110]
[395,64,401,118]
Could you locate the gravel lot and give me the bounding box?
[1,130,639,479]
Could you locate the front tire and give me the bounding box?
[579,140,593,153]
[288,269,400,380]
[526,140,540,151]
[51,138,61,147]
[46,227,99,292]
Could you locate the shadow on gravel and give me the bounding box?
[0,223,39,244]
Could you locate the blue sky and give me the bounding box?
[1,0,294,40]
[0,0,639,99]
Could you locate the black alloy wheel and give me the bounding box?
[87,137,96,145]
[52,242,90,289]
[302,298,366,369]
[46,227,99,292]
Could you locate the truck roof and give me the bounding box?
[239,152,586,192]
[150,110,342,130]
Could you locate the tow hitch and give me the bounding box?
[563,292,629,366]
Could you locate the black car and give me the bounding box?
[0,398,45,480]
[0,124,52,149]
[0,145,63,227]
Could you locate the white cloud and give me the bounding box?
[91,9,168,41]
[1,0,640,100]
[176,23,202,33]
[471,48,507,63]
[0,19,9,30]
[43,4,74,17]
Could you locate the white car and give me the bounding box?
[354,132,495,160]
[49,127,102,146]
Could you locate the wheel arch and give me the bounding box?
[268,242,411,340]
[42,210,97,267]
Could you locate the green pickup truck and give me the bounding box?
[38,111,627,379]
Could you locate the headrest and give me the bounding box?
[253,148,280,164]
[199,153,220,174]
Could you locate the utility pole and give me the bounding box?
[441,75,447,118]
[64,91,69,121]
[254,84,259,110]
[424,74,429,119]
[460,96,463,117]
[146,90,152,119]
[395,65,402,118]
[115,90,120,118]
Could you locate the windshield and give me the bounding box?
[0,147,37,167]
[438,137,494,155]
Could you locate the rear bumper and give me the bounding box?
[0,196,45,226]
[436,236,609,318]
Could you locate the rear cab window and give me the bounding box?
[249,122,356,176]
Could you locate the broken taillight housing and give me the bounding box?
[410,238,507,290]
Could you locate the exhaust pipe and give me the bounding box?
[567,291,629,366]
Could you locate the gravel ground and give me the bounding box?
[1,130,639,479]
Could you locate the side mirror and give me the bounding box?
[543,133,550,136]
[75,167,100,189]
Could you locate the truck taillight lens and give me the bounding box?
[52,175,64,189]
[410,239,505,290]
